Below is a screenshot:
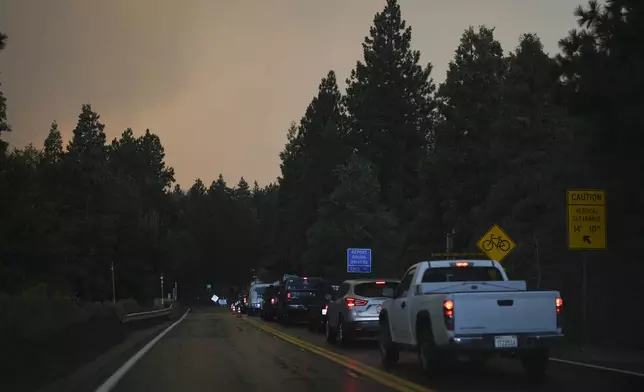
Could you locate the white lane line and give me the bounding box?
[95,308,191,392]
[550,357,644,377]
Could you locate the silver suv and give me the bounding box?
[325,279,399,345]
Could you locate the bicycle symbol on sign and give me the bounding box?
[482,234,511,252]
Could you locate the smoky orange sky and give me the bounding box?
[1,0,585,188]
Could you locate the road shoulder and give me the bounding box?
[38,321,172,392]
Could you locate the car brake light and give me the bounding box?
[455,262,470,267]
[345,297,368,308]
[376,281,386,285]
[243,298,247,303]
[443,300,454,331]
[270,297,275,305]
[287,292,291,299]
[303,276,307,280]
[556,297,563,328]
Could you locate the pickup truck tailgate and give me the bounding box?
[453,291,558,335]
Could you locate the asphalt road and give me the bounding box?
[102,307,644,392]
[251,316,644,392]
[108,307,396,392]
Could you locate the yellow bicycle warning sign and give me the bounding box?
[476,224,516,262]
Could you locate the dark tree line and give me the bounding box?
[270,0,643,348]
[1,0,642,348]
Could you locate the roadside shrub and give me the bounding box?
[0,286,142,391]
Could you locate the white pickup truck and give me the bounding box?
[378,259,563,380]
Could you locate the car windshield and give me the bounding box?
[421,267,502,282]
[286,278,321,290]
[353,282,398,298]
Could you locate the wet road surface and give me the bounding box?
[249,316,644,392]
[110,307,395,392]
[104,306,644,392]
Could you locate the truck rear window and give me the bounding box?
[422,267,502,282]
[253,287,267,295]
[354,282,398,298]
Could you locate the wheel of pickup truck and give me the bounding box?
[417,326,442,378]
[522,349,549,383]
[378,319,399,368]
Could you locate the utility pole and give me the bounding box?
[160,273,165,307]
[445,229,455,258]
[111,261,116,305]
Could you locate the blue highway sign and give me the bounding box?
[347,248,372,273]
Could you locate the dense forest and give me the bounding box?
[1,0,642,348]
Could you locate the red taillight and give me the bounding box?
[345,297,368,308]
[287,292,291,299]
[324,305,328,310]
[443,300,454,331]
[556,297,563,328]
[243,298,247,304]
[376,281,386,285]
[270,297,275,305]
[455,262,470,267]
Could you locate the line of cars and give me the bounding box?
[241,259,565,381]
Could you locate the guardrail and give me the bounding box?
[122,304,174,323]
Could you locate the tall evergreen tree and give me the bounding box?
[433,26,505,248]
[43,121,63,163]
[304,155,402,279]
[344,0,435,211]
[235,177,251,200]
[277,71,349,273]
[0,32,10,155]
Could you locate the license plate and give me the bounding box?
[377,305,382,313]
[494,335,518,348]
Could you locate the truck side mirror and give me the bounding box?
[382,287,395,298]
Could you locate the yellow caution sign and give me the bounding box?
[476,224,516,262]
[567,189,606,250]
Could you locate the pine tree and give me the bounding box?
[304,155,402,279]
[0,32,10,155]
[43,121,63,163]
[344,0,435,210]
[235,177,251,200]
[277,70,349,273]
[433,26,506,247]
[188,178,206,198]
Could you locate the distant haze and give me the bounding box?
[0,0,586,187]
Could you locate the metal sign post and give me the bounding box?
[160,274,164,307]
[110,261,116,305]
[566,189,607,349]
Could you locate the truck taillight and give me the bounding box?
[345,297,368,308]
[287,292,291,299]
[270,297,275,305]
[556,297,563,328]
[443,300,454,331]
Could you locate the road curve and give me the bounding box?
[107,307,395,392]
